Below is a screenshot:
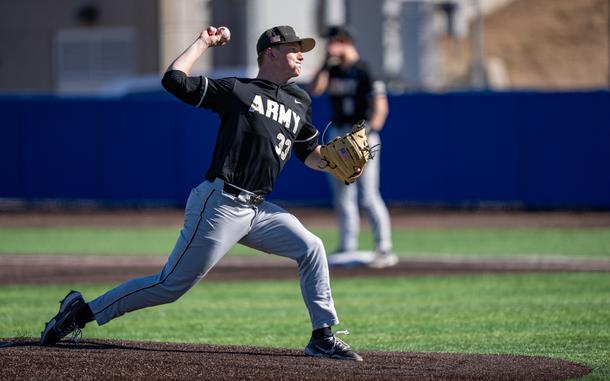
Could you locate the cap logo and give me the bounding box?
[270,35,281,43]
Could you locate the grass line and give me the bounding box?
[1,227,610,258]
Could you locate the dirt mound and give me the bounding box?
[484,0,609,89]
[442,0,609,89]
[0,338,590,380]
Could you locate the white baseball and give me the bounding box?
[218,26,231,43]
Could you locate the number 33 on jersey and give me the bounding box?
[247,91,316,163]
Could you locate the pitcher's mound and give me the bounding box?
[0,338,590,380]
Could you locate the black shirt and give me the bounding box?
[162,70,319,195]
[326,60,386,125]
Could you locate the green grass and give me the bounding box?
[1,273,608,380]
[1,227,610,258]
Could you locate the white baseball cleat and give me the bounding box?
[367,251,399,269]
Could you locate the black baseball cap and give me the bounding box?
[324,25,355,41]
[256,26,316,55]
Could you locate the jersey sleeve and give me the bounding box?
[361,64,387,98]
[161,70,206,106]
[199,77,236,112]
[362,66,374,96]
[293,106,320,162]
[357,62,386,99]
[161,70,235,111]
[371,79,387,97]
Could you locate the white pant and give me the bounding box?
[328,126,392,253]
[89,179,339,330]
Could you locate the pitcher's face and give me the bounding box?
[276,42,304,77]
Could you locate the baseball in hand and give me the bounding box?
[218,26,231,43]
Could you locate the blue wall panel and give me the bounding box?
[173,104,218,204]
[21,100,105,199]
[1,91,609,208]
[99,100,178,201]
[521,92,610,207]
[384,94,449,203]
[0,99,26,198]
[443,92,523,204]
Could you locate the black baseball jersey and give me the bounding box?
[162,70,319,195]
[326,60,386,125]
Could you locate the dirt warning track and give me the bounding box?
[1,255,609,284]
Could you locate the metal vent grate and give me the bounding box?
[55,27,136,93]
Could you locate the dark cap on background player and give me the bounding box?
[323,25,356,43]
[256,25,316,55]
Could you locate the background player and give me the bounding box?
[310,25,397,268]
[40,24,362,362]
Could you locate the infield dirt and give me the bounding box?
[0,338,591,380]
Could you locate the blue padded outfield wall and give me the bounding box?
[1,91,609,208]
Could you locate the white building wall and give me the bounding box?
[159,0,210,74]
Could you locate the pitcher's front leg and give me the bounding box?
[240,203,339,329]
[89,184,253,325]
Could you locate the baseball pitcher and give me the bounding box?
[40,25,371,361]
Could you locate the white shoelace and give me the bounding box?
[70,326,82,343]
[330,329,352,351]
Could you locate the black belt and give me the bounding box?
[223,182,265,206]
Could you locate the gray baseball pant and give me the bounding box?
[328,126,393,253]
[88,178,339,330]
